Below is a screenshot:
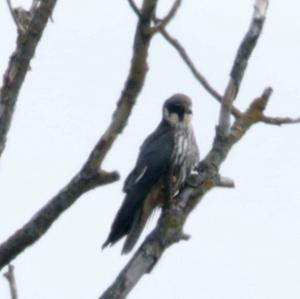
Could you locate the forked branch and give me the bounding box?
[128,0,243,117]
[0,0,56,160]
[151,0,182,33]
[218,0,269,137]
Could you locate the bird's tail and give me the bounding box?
[122,198,159,254]
[102,189,158,253]
[121,210,147,254]
[102,207,147,254]
[102,202,137,250]
[102,191,146,251]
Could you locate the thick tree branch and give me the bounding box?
[0,0,159,271]
[0,0,56,160]
[218,0,269,137]
[0,171,118,270]
[99,88,275,299]
[84,0,159,169]
[3,264,18,299]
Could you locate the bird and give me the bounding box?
[102,94,199,254]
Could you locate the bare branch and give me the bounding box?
[216,175,235,188]
[0,0,57,160]
[3,264,18,299]
[6,0,23,32]
[160,29,244,118]
[151,0,182,33]
[260,115,300,125]
[254,0,269,18]
[0,171,118,271]
[99,88,274,299]
[83,0,159,169]
[160,30,219,100]
[128,0,142,18]
[218,79,238,136]
[218,0,269,137]
[0,0,159,271]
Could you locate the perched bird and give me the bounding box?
[102,94,199,254]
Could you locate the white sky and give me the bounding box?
[0,0,300,298]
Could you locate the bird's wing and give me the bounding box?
[102,123,174,248]
[124,124,174,193]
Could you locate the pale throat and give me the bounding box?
[164,108,192,126]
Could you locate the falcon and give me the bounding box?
[102,94,199,254]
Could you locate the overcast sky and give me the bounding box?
[1,0,300,298]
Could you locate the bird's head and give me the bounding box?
[163,94,193,127]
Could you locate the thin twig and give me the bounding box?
[218,0,269,137]
[151,0,182,33]
[260,115,300,125]
[128,0,142,17]
[3,264,18,299]
[6,0,22,32]
[160,30,222,100]
[159,29,243,118]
